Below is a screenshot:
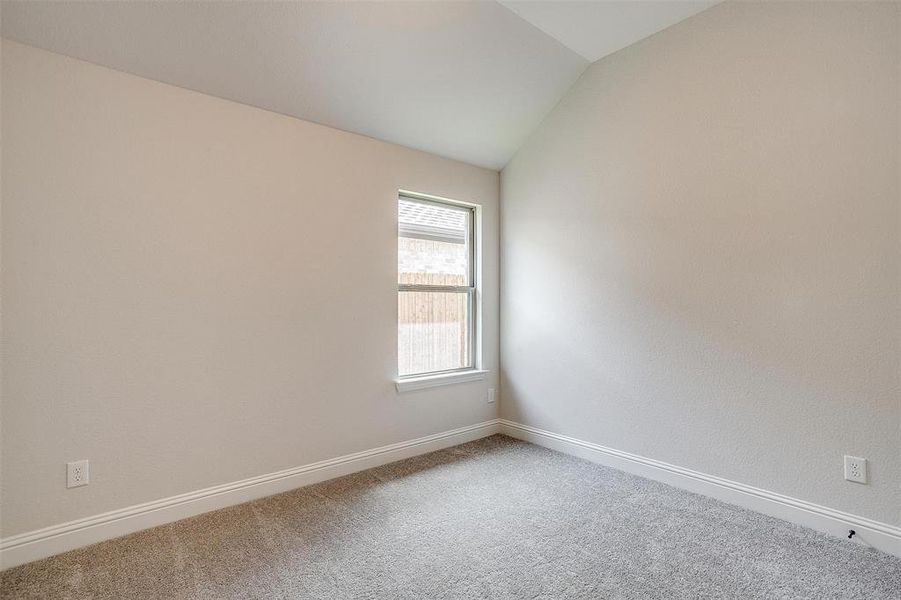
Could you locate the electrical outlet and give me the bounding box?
[843,455,867,484]
[67,460,90,488]
[487,388,496,404]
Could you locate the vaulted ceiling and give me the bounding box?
[499,1,718,63]
[1,1,718,170]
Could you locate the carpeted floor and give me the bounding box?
[2,435,899,599]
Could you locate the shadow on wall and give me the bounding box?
[501,195,898,517]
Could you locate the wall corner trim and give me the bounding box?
[0,419,501,570]
[498,419,901,558]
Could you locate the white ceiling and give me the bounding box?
[499,1,721,62]
[1,1,718,170]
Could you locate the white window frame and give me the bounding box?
[395,190,487,392]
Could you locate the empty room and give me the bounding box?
[1,0,899,598]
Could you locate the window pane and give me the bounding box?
[398,198,471,286]
[398,291,471,376]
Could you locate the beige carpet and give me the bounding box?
[2,435,900,599]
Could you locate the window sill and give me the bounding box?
[395,370,489,393]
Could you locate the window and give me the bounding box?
[398,194,477,379]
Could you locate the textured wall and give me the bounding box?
[1,40,499,537]
[501,1,900,525]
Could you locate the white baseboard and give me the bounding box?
[0,419,501,570]
[6,418,897,570]
[499,419,901,558]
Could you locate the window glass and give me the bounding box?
[398,198,471,286]
[398,291,471,377]
[398,196,475,377]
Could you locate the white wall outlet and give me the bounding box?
[843,455,867,484]
[487,388,496,404]
[67,459,90,488]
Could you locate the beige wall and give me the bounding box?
[501,1,900,525]
[0,40,499,537]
